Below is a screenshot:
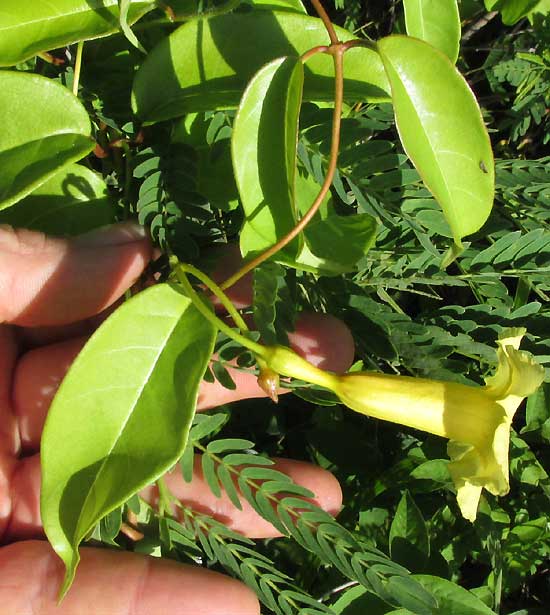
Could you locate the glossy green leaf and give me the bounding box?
[246,0,306,11]
[389,491,430,572]
[377,36,494,245]
[403,0,461,63]
[0,163,116,235]
[333,576,497,615]
[41,283,216,598]
[385,575,437,614]
[132,11,390,122]
[0,0,155,66]
[233,56,304,260]
[484,0,541,24]
[118,0,145,52]
[413,575,497,614]
[528,0,550,23]
[332,585,397,614]
[0,71,94,211]
[169,0,306,19]
[291,169,330,222]
[298,213,377,273]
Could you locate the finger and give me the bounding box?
[6,455,341,541]
[12,313,354,452]
[141,457,342,539]
[0,223,151,327]
[12,336,87,452]
[0,328,20,539]
[0,541,260,615]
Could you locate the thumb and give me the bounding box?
[0,541,260,615]
[0,223,152,327]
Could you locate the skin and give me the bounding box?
[0,223,355,614]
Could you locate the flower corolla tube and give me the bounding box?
[262,328,544,521]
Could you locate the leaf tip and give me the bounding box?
[57,550,80,604]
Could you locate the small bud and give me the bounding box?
[257,367,280,403]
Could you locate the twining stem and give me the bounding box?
[72,41,84,96]
[220,45,346,291]
[172,261,266,358]
[218,0,346,291]
[218,4,378,292]
[310,0,339,44]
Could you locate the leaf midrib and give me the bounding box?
[74,306,185,543]
[0,4,116,34]
[0,0,153,34]
[383,52,454,224]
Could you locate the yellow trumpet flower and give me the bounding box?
[262,328,544,521]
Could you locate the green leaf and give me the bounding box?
[0,71,93,211]
[385,575,437,615]
[172,114,239,212]
[234,56,304,260]
[217,463,242,509]
[377,36,494,246]
[0,0,156,66]
[389,491,430,572]
[207,438,255,453]
[189,413,229,441]
[246,0,306,11]
[202,451,222,497]
[528,0,550,23]
[403,0,461,63]
[523,382,550,435]
[484,0,541,24]
[132,11,390,122]
[180,442,195,483]
[118,0,145,52]
[0,163,116,235]
[253,262,293,345]
[253,262,283,340]
[297,213,378,273]
[98,507,122,545]
[41,283,216,598]
[212,360,237,390]
[410,459,453,491]
[413,575,497,614]
[169,0,307,18]
[332,585,399,614]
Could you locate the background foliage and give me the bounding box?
[1,0,549,613]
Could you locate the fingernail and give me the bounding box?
[74,222,148,247]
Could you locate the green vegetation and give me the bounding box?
[1,0,549,612]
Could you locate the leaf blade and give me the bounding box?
[41,283,216,597]
[0,0,155,66]
[0,71,93,210]
[118,0,145,52]
[377,36,494,245]
[233,56,304,260]
[403,0,461,63]
[0,163,116,234]
[132,11,389,122]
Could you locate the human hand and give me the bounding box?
[0,222,354,614]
